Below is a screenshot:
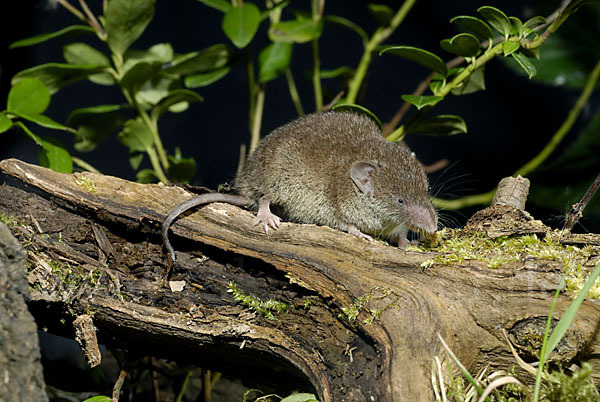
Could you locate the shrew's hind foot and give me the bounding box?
[254,197,281,234]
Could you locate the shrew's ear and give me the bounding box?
[350,161,378,198]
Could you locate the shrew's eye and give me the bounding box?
[397,197,404,205]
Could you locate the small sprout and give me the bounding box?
[227,282,289,320]
[0,212,20,227]
[76,176,97,193]
[340,286,398,325]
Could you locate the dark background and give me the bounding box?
[1,0,599,231]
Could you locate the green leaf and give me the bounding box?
[0,112,13,134]
[120,61,162,94]
[39,137,73,173]
[10,25,95,48]
[195,0,231,12]
[331,103,382,130]
[543,261,600,362]
[258,42,293,83]
[523,15,547,32]
[379,46,447,76]
[63,42,115,85]
[451,66,485,95]
[135,75,177,107]
[367,3,394,26]
[280,393,319,402]
[7,77,51,115]
[405,115,467,136]
[151,89,204,119]
[320,66,354,79]
[12,112,71,131]
[122,44,174,76]
[129,152,144,170]
[477,6,511,38]
[401,95,443,110]
[269,18,323,43]
[105,0,156,57]
[164,44,231,75]
[511,52,537,79]
[509,16,524,37]
[118,119,153,152]
[505,8,600,88]
[136,169,158,183]
[449,16,494,40]
[63,42,110,66]
[67,105,128,152]
[184,66,231,88]
[324,15,367,43]
[167,151,197,183]
[12,63,108,94]
[222,2,261,48]
[440,33,480,57]
[502,41,520,57]
[82,397,112,402]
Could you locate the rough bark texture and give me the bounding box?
[0,222,48,401]
[1,158,599,401]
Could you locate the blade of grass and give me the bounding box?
[533,261,600,401]
[438,333,485,396]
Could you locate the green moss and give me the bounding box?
[76,176,97,193]
[227,282,289,320]
[543,362,599,401]
[0,212,19,227]
[340,286,400,325]
[415,229,600,299]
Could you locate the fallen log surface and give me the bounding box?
[1,158,599,401]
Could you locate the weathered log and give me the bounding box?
[1,158,599,401]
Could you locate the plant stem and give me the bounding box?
[285,68,304,116]
[138,107,169,170]
[72,157,101,174]
[77,0,105,36]
[311,0,324,111]
[122,85,171,178]
[345,0,417,104]
[147,146,168,183]
[247,48,256,133]
[312,39,323,111]
[249,84,265,154]
[516,59,600,177]
[56,0,87,22]
[435,59,600,210]
[432,189,496,210]
[435,42,505,98]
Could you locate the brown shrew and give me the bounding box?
[162,111,438,261]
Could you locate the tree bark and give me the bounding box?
[1,158,599,401]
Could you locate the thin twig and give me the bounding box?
[56,0,86,22]
[78,0,105,35]
[322,90,345,112]
[564,172,600,231]
[112,369,127,402]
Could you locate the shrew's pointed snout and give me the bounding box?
[407,204,438,234]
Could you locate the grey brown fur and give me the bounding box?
[162,111,437,261]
